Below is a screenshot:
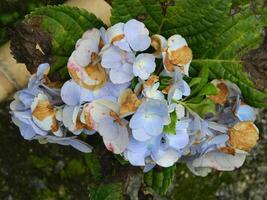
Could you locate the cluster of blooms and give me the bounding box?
[10,19,259,176]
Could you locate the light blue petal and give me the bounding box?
[208,121,228,133]
[110,67,134,84]
[166,130,189,150]
[236,105,256,122]
[101,46,123,69]
[143,163,156,172]
[152,148,180,167]
[125,151,146,166]
[114,39,132,52]
[132,128,152,141]
[130,112,145,129]
[127,136,148,152]
[182,81,191,96]
[37,63,50,80]
[124,19,150,51]
[98,117,119,140]
[68,139,93,153]
[61,80,81,106]
[19,122,37,140]
[143,115,163,136]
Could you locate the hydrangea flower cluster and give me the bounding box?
[10,19,259,176]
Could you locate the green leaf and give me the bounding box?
[198,83,218,96]
[114,154,129,165]
[84,153,102,181]
[0,0,66,45]
[88,183,123,200]
[11,5,104,79]
[163,111,177,134]
[144,165,176,195]
[189,77,202,87]
[188,65,209,98]
[158,76,172,90]
[130,77,139,90]
[111,0,267,107]
[186,98,216,117]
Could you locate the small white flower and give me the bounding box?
[133,53,156,80]
[142,82,165,101]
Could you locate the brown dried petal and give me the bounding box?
[229,121,259,152]
[144,75,159,87]
[219,147,236,155]
[164,51,175,72]
[69,63,107,91]
[208,82,229,105]
[111,34,125,43]
[32,100,55,121]
[169,45,192,66]
[118,89,141,116]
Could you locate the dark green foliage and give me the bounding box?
[164,111,177,134]
[144,165,176,195]
[111,0,267,107]
[10,5,105,80]
[85,153,102,181]
[88,183,123,200]
[0,0,65,45]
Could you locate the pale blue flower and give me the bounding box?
[124,19,151,51]
[61,105,95,135]
[106,22,132,52]
[98,117,129,154]
[101,45,135,84]
[129,99,170,141]
[82,99,129,154]
[152,131,189,167]
[193,134,229,155]
[234,95,256,122]
[10,64,94,153]
[166,70,191,103]
[61,79,130,106]
[191,113,228,139]
[124,135,161,166]
[124,122,189,168]
[133,53,156,80]
[10,64,62,139]
[150,117,190,167]
[186,149,247,176]
[106,19,151,52]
